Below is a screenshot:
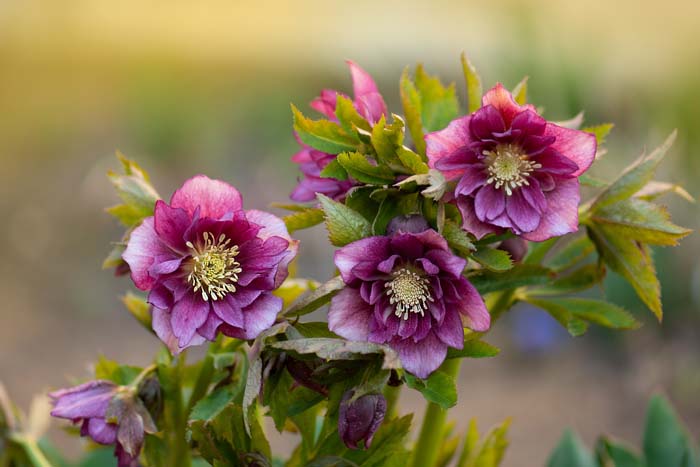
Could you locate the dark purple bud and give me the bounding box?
[498,237,528,263]
[338,390,386,450]
[137,375,162,421]
[286,358,328,396]
[386,214,430,236]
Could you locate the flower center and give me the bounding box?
[186,232,242,301]
[384,268,433,320]
[484,144,542,196]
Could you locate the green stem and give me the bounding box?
[186,353,215,413]
[11,435,52,467]
[171,352,191,467]
[410,358,461,467]
[383,384,401,419]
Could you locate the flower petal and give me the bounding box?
[392,332,447,379]
[223,292,282,340]
[474,185,506,221]
[505,190,541,233]
[455,168,487,197]
[170,294,211,348]
[522,178,581,241]
[122,217,171,290]
[454,278,490,332]
[469,105,506,140]
[151,307,205,354]
[49,381,116,420]
[328,288,373,341]
[310,89,342,119]
[544,123,596,176]
[346,60,386,123]
[335,237,391,284]
[457,197,502,239]
[481,83,535,127]
[426,115,473,180]
[87,418,118,445]
[245,209,299,288]
[435,309,464,348]
[212,295,244,328]
[170,175,243,219]
[153,200,191,252]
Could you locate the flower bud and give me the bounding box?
[338,390,386,449]
[499,237,528,263]
[386,214,430,236]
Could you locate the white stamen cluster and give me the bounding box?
[186,232,242,301]
[484,144,542,196]
[385,268,434,320]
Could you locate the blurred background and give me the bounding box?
[1,0,699,464]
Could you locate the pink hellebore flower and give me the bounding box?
[290,61,388,202]
[123,175,298,353]
[328,230,490,379]
[426,84,596,241]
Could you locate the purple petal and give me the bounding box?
[148,256,183,276]
[148,284,173,309]
[424,250,466,278]
[474,185,506,221]
[392,332,447,379]
[49,381,116,420]
[455,169,487,197]
[212,295,244,328]
[245,209,299,288]
[328,288,372,341]
[481,83,536,128]
[520,179,547,214]
[197,313,223,341]
[171,294,211,348]
[153,200,191,252]
[510,109,546,136]
[522,178,581,241]
[435,309,464,348]
[310,89,341,119]
[223,292,282,340]
[470,105,506,140]
[544,123,596,176]
[152,307,205,354]
[505,190,542,233]
[456,197,502,239]
[535,151,579,176]
[389,234,425,259]
[87,418,118,445]
[453,278,490,332]
[425,115,473,180]
[122,217,171,290]
[335,237,391,284]
[170,175,243,219]
[397,314,419,339]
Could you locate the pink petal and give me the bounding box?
[455,169,487,197]
[392,332,447,379]
[221,292,282,340]
[481,83,536,127]
[544,124,596,176]
[469,105,506,140]
[245,209,299,288]
[328,288,372,341]
[522,178,580,241]
[456,197,502,239]
[425,115,473,180]
[435,308,464,348]
[310,89,341,119]
[505,190,541,233]
[454,278,490,332]
[335,237,391,284]
[170,294,211,348]
[152,307,205,354]
[474,185,506,221]
[170,175,243,219]
[122,217,171,290]
[153,200,191,252]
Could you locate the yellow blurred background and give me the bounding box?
[1,1,699,465]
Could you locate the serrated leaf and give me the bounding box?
[546,235,596,271]
[527,264,605,296]
[547,430,596,467]
[189,386,237,423]
[271,338,401,370]
[443,220,476,256]
[582,123,614,146]
[336,151,395,185]
[319,159,349,180]
[592,131,676,210]
[283,275,345,317]
[370,115,404,167]
[396,146,429,174]
[512,77,528,105]
[588,225,662,320]
[446,340,500,359]
[400,68,427,156]
[317,194,372,246]
[292,104,358,154]
[470,247,513,271]
[283,208,325,233]
[335,95,371,133]
[102,242,126,269]
[414,64,460,132]
[461,53,483,113]
[592,198,691,246]
[107,153,160,227]
[293,322,339,339]
[94,356,141,385]
[524,297,640,335]
[405,369,457,409]
[469,264,553,295]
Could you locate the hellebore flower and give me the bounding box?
[123,175,298,353]
[49,380,156,467]
[328,230,490,378]
[290,61,387,202]
[338,390,386,450]
[425,84,596,241]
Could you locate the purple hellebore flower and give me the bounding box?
[328,230,490,379]
[123,175,299,353]
[49,380,156,467]
[290,61,387,202]
[338,390,386,450]
[425,83,596,241]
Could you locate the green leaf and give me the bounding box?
[512,77,528,105]
[446,340,500,359]
[370,115,405,167]
[470,247,513,271]
[596,438,644,467]
[644,395,694,467]
[461,53,483,113]
[335,95,371,133]
[547,430,597,467]
[579,174,608,188]
[456,419,480,467]
[102,242,126,270]
[319,159,349,180]
[293,322,339,339]
[189,386,237,423]
[336,151,395,185]
[345,415,413,467]
[283,208,325,233]
[400,68,426,157]
[396,146,429,174]
[317,194,372,247]
[283,276,345,317]
[271,338,401,370]
[636,181,694,203]
[592,131,677,210]
[469,265,553,295]
[405,370,457,409]
[471,418,510,467]
[273,278,320,309]
[107,153,160,228]
[94,356,141,385]
[121,292,152,330]
[292,104,358,154]
[527,264,606,296]
[546,235,596,271]
[582,123,614,146]
[591,198,691,246]
[524,297,640,335]
[414,64,460,132]
[242,357,262,436]
[443,220,476,256]
[588,224,662,320]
